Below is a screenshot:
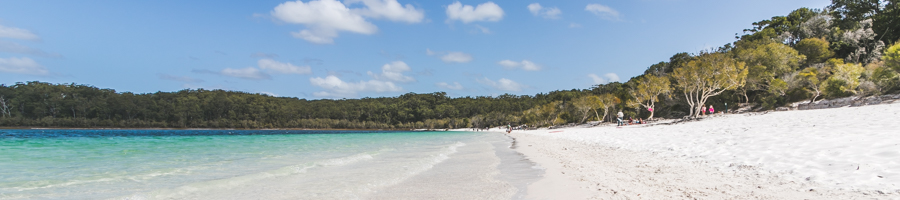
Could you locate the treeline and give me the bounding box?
[515,1,900,127]
[0,82,590,129]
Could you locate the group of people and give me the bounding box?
[615,111,647,126]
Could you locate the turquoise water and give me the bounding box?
[0,129,539,199]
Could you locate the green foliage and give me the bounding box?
[868,64,900,93]
[824,78,852,98]
[829,0,899,44]
[884,42,900,72]
[827,60,865,96]
[795,38,835,64]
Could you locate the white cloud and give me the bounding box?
[427,49,474,63]
[0,57,48,75]
[221,67,272,80]
[310,75,402,97]
[0,24,40,41]
[497,59,541,71]
[477,77,524,91]
[441,52,473,63]
[436,82,464,90]
[272,0,377,44]
[585,4,620,21]
[527,3,561,19]
[346,0,425,23]
[588,73,620,84]
[445,1,504,23]
[0,41,61,57]
[258,58,312,74]
[258,91,278,97]
[604,73,620,82]
[367,61,415,83]
[271,0,424,44]
[158,74,204,83]
[569,23,582,28]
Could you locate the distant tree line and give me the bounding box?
[0,82,591,129]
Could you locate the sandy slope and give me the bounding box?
[511,103,900,199]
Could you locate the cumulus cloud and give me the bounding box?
[310,75,402,97]
[441,52,473,63]
[527,3,561,19]
[258,58,312,75]
[272,0,376,44]
[585,4,620,21]
[158,74,204,83]
[497,59,541,71]
[477,77,524,91]
[194,68,272,80]
[367,61,415,83]
[0,24,40,41]
[0,57,48,75]
[436,82,464,90]
[427,49,473,63]
[0,41,61,57]
[446,1,504,23]
[346,0,425,23]
[221,67,272,80]
[271,0,424,44]
[588,73,620,84]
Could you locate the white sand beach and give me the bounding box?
[509,102,900,199]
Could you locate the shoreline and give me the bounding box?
[507,102,900,199]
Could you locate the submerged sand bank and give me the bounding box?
[511,103,900,199]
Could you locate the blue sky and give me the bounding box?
[1,0,830,99]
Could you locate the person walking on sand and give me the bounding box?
[616,110,624,126]
[709,105,715,115]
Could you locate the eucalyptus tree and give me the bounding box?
[629,74,671,119]
[672,52,748,117]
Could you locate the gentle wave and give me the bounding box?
[113,150,384,200]
[355,141,467,194]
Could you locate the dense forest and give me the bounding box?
[2,0,899,129]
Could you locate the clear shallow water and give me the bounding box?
[0,129,540,199]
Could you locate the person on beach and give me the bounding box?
[701,105,707,116]
[709,105,715,115]
[616,111,624,126]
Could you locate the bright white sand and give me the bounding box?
[511,102,900,199]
